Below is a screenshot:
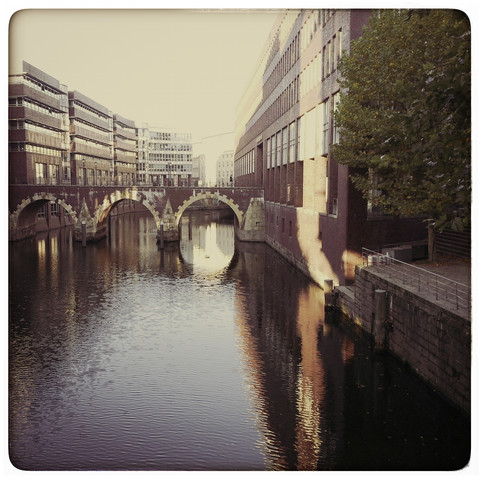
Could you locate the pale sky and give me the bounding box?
[9,8,279,144]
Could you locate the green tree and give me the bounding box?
[333,9,471,232]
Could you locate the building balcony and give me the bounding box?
[114,138,137,152]
[69,106,111,131]
[114,151,137,163]
[70,140,112,159]
[9,106,63,130]
[114,126,137,141]
[70,123,112,145]
[9,83,63,111]
[9,129,66,150]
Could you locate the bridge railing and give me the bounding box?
[361,247,471,316]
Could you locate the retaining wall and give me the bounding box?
[333,266,471,415]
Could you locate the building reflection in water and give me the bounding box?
[229,242,334,469]
[9,208,470,471]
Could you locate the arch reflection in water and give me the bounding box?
[179,209,235,276]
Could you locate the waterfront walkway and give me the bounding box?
[357,256,472,320]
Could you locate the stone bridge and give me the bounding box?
[9,185,265,243]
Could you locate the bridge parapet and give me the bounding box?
[9,185,264,243]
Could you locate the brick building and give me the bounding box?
[113,114,137,185]
[68,90,114,186]
[9,61,70,186]
[234,9,426,286]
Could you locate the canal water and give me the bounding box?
[9,209,470,471]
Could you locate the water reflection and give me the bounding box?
[179,210,235,275]
[9,210,470,471]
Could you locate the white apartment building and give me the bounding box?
[136,124,192,186]
[215,150,234,187]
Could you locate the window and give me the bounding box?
[322,99,330,155]
[276,131,282,167]
[297,116,304,161]
[271,135,276,167]
[333,92,341,144]
[267,138,271,169]
[49,164,59,185]
[35,162,47,184]
[289,122,296,163]
[337,29,343,63]
[282,127,288,165]
[50,202,59,216]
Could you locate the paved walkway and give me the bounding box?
[363,259,471,320]
[414,260,471,287]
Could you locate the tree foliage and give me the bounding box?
[333,9,471,231]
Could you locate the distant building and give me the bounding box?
[113,114,137,185]
[215,150,234,187]
[196,132,234,186]
[9,62,192,190]
[8,61,70,185]
[138,126,192,186]
[68,90,114,186]
[192,154,206,186]
[136,125,149,185]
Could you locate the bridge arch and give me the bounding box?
[9,192,78,240]
[94,188,162,230]
[175,192,244,227]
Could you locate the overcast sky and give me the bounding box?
[9,8,279,144]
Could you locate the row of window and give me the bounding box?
[115,150,137,159]
[149,131,192,142]
[148,163,192,173]
[115,137,137,148]
[323,30,343,78]
[71,153,110,165]
[149,153,192,162]
[10,142,65,157]
[71,100,112,124]
[264,92,340,170]
[72,119,112,139]
[149,142,192,152]
[258,76,299,127]
[73,136,112,155]
[267,212,295,237]
[9,74,62,99]
[265,31,300,97]
[9,97,64,118]
[9,120,65,139]
[235,149,255,177]
[23,74,61,98]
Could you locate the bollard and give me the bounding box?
[81,221,87,248]
[159,223,165,250]
[324,279,334,309]
[373,289,387,353]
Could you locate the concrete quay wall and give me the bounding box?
[332,266,471,415]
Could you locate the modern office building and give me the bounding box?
[141,127,193,186]
[113,114,137,185]
[8,61,70,186]
[215,150,234,187]
[192,154,206,186]
[68,90,114,186]
[136,124,150,185]
[234,9,425,286]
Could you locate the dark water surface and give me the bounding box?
[9,209,470,470]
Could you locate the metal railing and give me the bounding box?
[361,247,471,316]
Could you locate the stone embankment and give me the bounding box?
[328,260,471,416]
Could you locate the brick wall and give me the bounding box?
[335,266,471,415]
